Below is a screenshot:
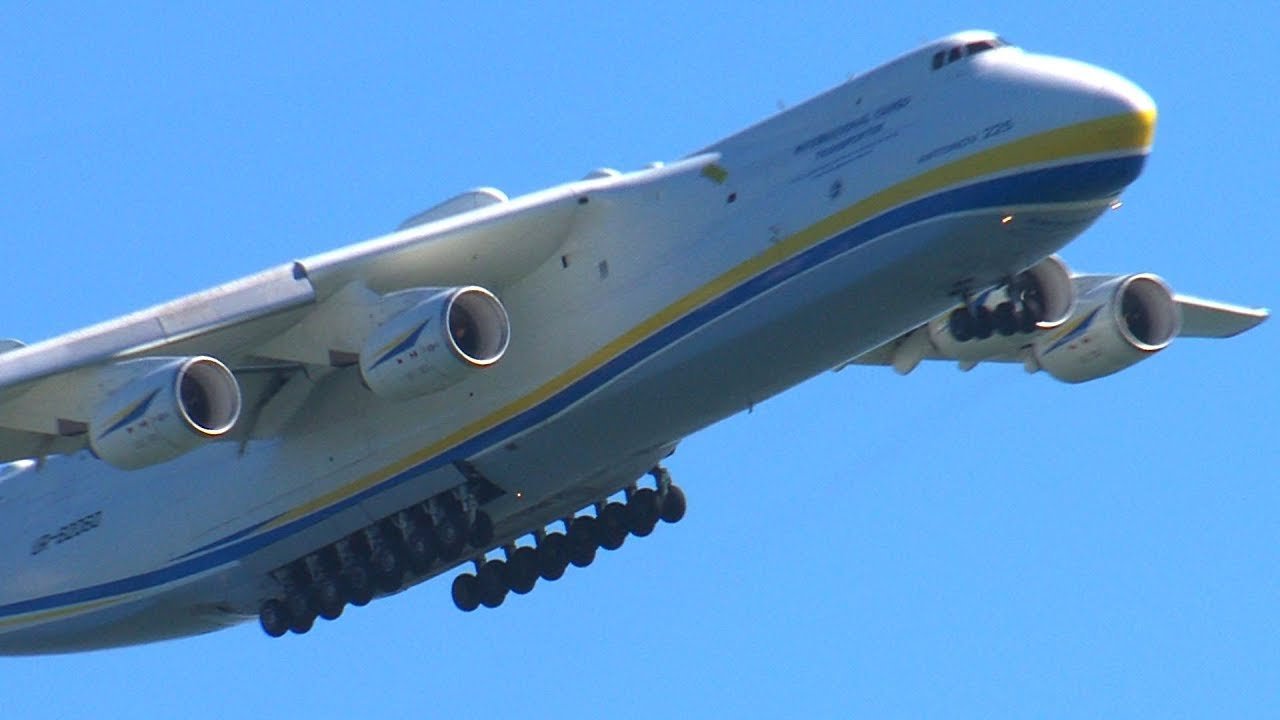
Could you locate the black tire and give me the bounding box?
[993,301,1019,336]
[312,578,345,621]
[451,573,480,612]
[595,503,628,551]
[372,547,404,594]
[538,533,570,581]
[469,511,494,549]
[286,591,311,626]
[508,547,540,594]
[567,517,598,568]
[626,488,661,537]
[948,308,974,342]
[972,306,994,340]
[404,530,436,574]
[477,560,508,609]
[435,500,468,561]
[660,484,687,524]
[259,599,291,638]
[342,562,375,607]
[289,606,316,635]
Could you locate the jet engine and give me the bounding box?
[359,286,510,400]
[1034,273,1180,383]
[928,255,1076,361]
[90,356,242,469]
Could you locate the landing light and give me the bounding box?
[1111,200,1124,210]
[1001,215,1014,224]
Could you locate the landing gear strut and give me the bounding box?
[948,277,1050,344]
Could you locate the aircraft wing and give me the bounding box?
[1171,294,1270,338]
[844,268,1268,377]
[0,155,723,464]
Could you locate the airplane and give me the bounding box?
[0,30,1267,655]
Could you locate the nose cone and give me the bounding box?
[1028,54,1158,151]
[1084,63,1158,151]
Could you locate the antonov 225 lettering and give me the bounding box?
[0,31,1266,654]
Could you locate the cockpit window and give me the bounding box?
[966,40,995,55]
[930,36,1010,71]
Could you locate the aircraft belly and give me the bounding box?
[0,569,247,655]
[470,201,1107,531]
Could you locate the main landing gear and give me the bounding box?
[258,484,494,638]
[947,280,1049,342]
[449,467,686,613]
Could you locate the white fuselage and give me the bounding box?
[0,32,1156,653]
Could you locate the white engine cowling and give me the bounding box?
[928,255,1076,361]
[90,356,242,469]
[1034,273,1180,383]
[359,286,510,399]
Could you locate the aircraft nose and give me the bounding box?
[1018,53,1162,149]
[1043,56,1158,149]
[1088,65,1157,139]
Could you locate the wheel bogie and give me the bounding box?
[259,474,687,630]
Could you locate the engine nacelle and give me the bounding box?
[359,286,510,399]
[928,255,1075,361]
[1034,273,1180,383]
[90,356,242,470]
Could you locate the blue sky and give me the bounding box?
[1,3,1276,717]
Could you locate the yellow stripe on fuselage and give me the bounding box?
[267,109,1156,531]
[0,592,131,631]
[0,110,1157,636]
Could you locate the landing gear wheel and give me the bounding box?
[434,500,468,561]
[469,511,494,549]
[625,488,661,537]
[404,530,436,574]
[451,573,480,612]
[288,606,316,635]
[312,578,345,621]
[567,516,598,568]
[972,306,994,340]
[595,503,629,551]
[537,532,570,581]
[477,560,508,609]
[993,301,1019,336]
[660,485,687,524]
[342,562,375,607]
[508,547,540,594]
[259,599,291,638]
[372,547,404,594]
[947,308,975,342]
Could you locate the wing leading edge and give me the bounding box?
[0,154,725,465]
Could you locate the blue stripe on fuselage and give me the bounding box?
[0,153,1146,623]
